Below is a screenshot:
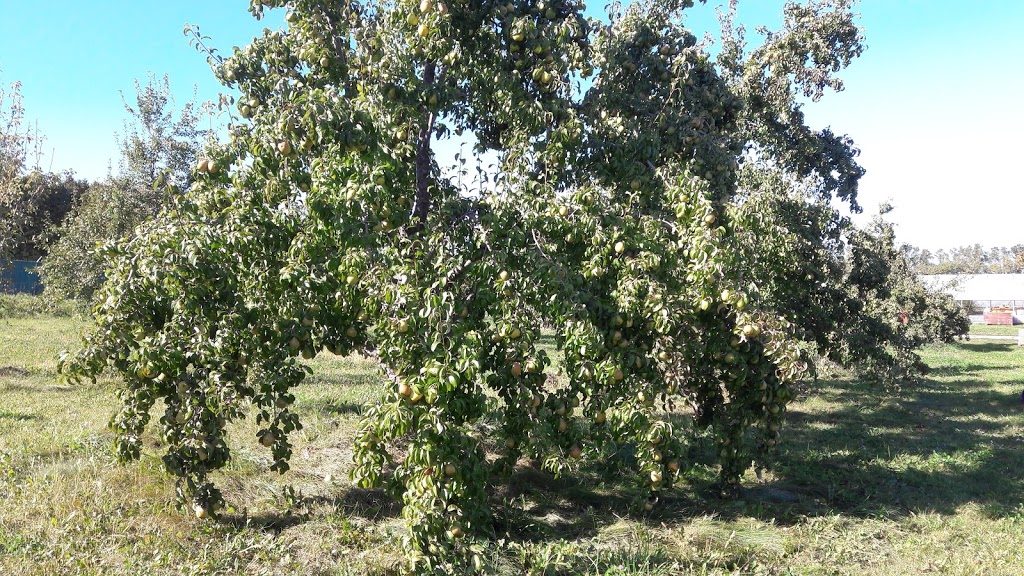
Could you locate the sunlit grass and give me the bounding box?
[968,323,1023,337]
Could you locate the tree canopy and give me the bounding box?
[59,0,965,571]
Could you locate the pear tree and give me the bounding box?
[64,0,867,571]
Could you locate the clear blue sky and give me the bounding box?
[2,1,1021,250]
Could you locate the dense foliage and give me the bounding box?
[840,210,970,381]
[733,173,968,387]
[55,0,944,571]
[2,172,88,261]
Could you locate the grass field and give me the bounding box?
[2,314,1023,575]
[969,323,1023,337]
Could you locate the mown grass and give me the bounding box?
[2,314,1023,575]
[969,323,1023,337]
[0,293,88,319]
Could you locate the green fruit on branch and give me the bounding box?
[62,0,871,571]
[260,431,276,447]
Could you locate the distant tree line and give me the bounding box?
[1,75,47,265]
[903,244,1024,275]
[0,73,210,299]
[1,171,89,261]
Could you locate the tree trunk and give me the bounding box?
[410,61,437,234]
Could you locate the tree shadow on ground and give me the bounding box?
[245,344,1023,547]
[761,373,1024,521]
[305,398,363,417]
[928,363,1008,377]
[535,333,559,349]
[0,410,39,422]
[489,465,636,542]
[301,486,403,521]
[216,486,401,535]
[486,364,1024,541]
[218,510,306,534]
[0,366,30,377]
[955,342,1022,353]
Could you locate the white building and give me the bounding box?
[921,274,1024,321]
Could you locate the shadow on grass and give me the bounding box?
[216,487,401,535]
[240,342,1023,549]
[484,362,1024,541]
[218,510,306,534]
[535,332,560,350]
[306,398,363,417]
[929,363,1006,376]
[302,486,403,520]
[0,366,31,377]
[0,411,38,422]
[765,373,1024,521]
[490,465,635,542]
[954,342,1021,353]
